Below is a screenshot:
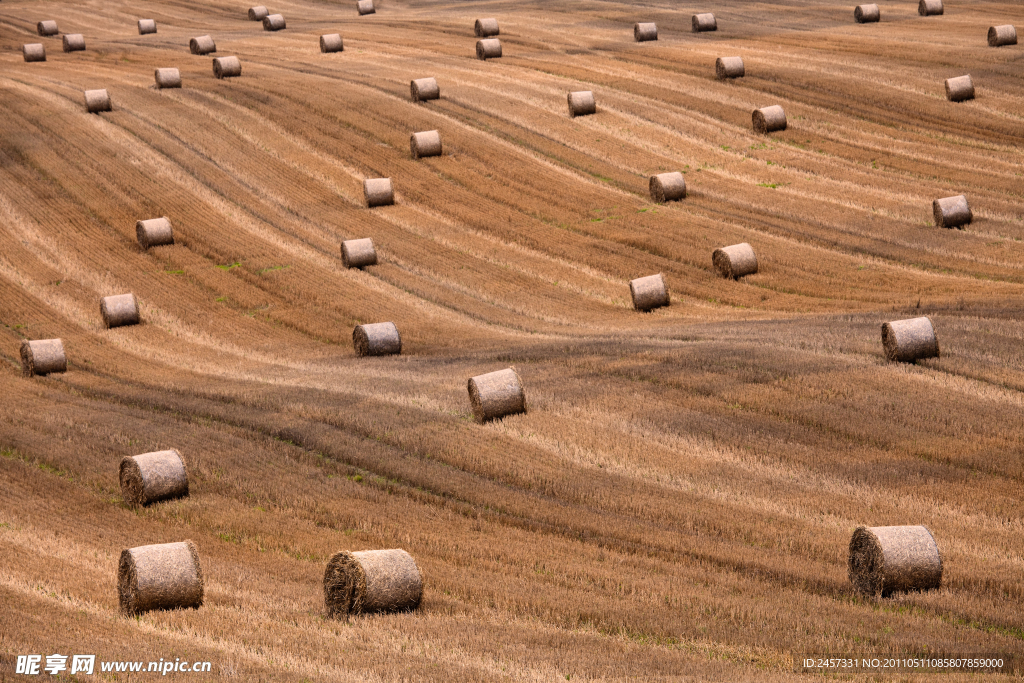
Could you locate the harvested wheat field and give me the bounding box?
[1,0,1023,680]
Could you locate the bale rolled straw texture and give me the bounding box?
[933,194,971,229]
[22,44,46,62]
[468,368,526,422]
[357,0,375,16]
[752,105,786,134]
[881,316,939,362]
[918,0,943,15]
[410,130,442,159]
[854,4,880,23]
[320,34,344,53]
[716,56,744,78]
[138,19,157,35]
[37,20,58,37]
[988,25,1017,47]
[944,74,974,102]
[137,217,174,248]
[20,339,66,377]
[363,178,394,207]
[353,322,401,357]
[649,172,686,203]
[118,541,203,615]
[692,13,717,32]
[475,18,499,37]
[634,22,658,42]
[119,450,189,507]
[324,549,422,618]
[263,14,285,31]
[713,243,758,279]
[62,34,85,52]
[248,6,269,21]
[630,274,669,312]
[84,89,111,113]
[568,91,596,117]
[189,35,216,55]
[341,238,377,268]
[213,56,241,79]
[410,77,439,101]
[100,293,140,328]
[848,526,942,597]
[154,68,181,89]
[476,38,502,60]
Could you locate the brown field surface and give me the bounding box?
[1,0,1022,679]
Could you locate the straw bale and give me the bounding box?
[137,217,174,248]
[649,172,686,203]
[692,13,717,32]
[918,0,943,15]
[944,75,974,102]
[119,450,189,507]
[84,89,111,113]
[138,19,157,35]
[154,68,181,89]
[324,549,422,618]
[353,322,401,357]
[320,34,344,53]
[190,35,216,55]
[410,77,439,101]
[634,22,658,42]
[468,367,526,422]
[62,34,85,52]
[37,21,58,37]
[213,56,241,79]
[630,274,669,312]
[716,56,744,78]
[248,6,269,21]
[476,38,502,60]
[118,541,203,615]
[932,194,971,229]
[848,526,942,597]
[411,130,442,159]
[22,44,45,62]
[881,316,939,362]
[752,105,786,133]
[713,243,758,279]
[341,238,377,268]
[475,18,500,37]
[263,14,285,31]
[363,178,394,207]
[854,4,880,23]
[100,293,140,328]
[568,91,596,118]
[988,25,1017,47]
[357,0,375,16]
[20,339,66,377]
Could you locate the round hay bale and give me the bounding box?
[37,21,58,37]
[20,339,66,377]
[568,90,596,118]
[712,243,758,279]
[468,367,526,422]
[918,0,943,15]
[475,18,500,37]
[932,194,972,229]
[692,13,717,32]
[22,44,46,63]
[119,449,189,507]
[263,14,285,31]
[324,549,422,618]
[363,178,394,207]
[100,293,140,328]
[854,4,880,23]
[649,172,686,203]
[411,130,442,159]
[320,34,344,53]
[881,316,939,362]
[62,34,85,52]
[136,217,174,248]
[213,56,241,79]
[341,238,377,268]
[476,38,502,60]
[138,19,157,35]
[410,77,440,101]
[154,67,181,89]
[630,274,669,312]
[752,105,786,134]
[944,74,974,102]
[988,25,1017,47]
[357,0,375,16]
[353,322,401,357]
[715,56,745,78]
[248,6,269,21]
[118,541,203,616]
[634,22,658,42]
[848,526,942,597]
[84,89,111,114]
[189,35,216,55]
